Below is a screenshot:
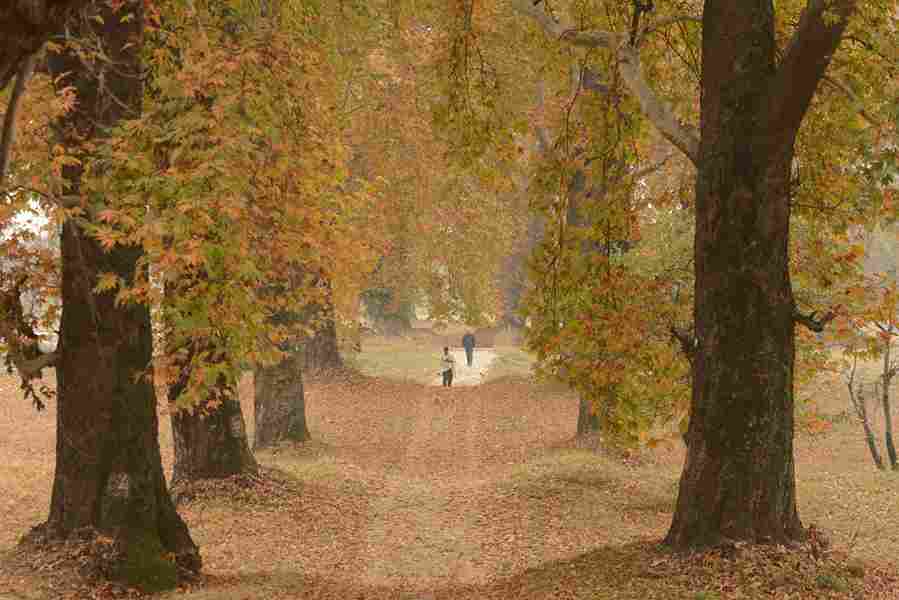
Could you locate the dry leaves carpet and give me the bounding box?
[0,369,898,599]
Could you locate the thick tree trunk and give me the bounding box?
[168,343,257,484]
[882,344,897,469]
[44,1,200,589]
[253,351,310,449]
[665,4,804,548]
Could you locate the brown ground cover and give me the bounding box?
[0,365,898,599]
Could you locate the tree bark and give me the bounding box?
[168,341,258,485]
[859,388,885,470]
[499,214,543,328]
[665,1,843,549]
[0,1,92,90]
[44,0,200,589]
[301,279,342,372]
[881,342,897,469]
[253,351,310,449]
[302,309,342,372]
[576,395,600,436]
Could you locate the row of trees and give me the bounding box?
[0,0,897,591]
[0,0,528,590]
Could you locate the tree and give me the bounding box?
[254,346,310,449]
[121,1,378,454]
[167,335,258,484]
[515,51,687,440]
[837,267,899,470]
[503,0,897,548]
[0,0,201,590]
[845,354,885,470]
[299,276,343,373]
[254,276,311,450]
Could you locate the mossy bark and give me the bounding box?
[44,2,200,588]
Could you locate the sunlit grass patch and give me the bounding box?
[483,345,535,382]
[346,337,444,384]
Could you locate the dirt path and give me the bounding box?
[0,375,677,600]
[179,377,673,598]
[430,348,497,387]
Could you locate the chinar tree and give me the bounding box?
[422,0,899,549]
[0,0,201,590]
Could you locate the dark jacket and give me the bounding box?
[462,333,476,350]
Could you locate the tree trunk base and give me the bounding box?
[21,519,199,593]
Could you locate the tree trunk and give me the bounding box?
[882,342,897,469]
[45,1,200,589]
[253,351,310,449]
[301,280,342,372]
[302,310,342,372]
[858,388,885,470]
[665,4,804,548]
[576,395,600,436]
[168,342,257,485]
[499,213,543,328]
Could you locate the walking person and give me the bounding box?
[461,331,476,367]
[440,346,455,387]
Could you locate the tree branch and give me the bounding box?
[821,74,881,127]
[0,50,37,181]
[670,325,697,360]
[764,0,859,158]
[629,152,673,181]
[793,308,836,332]
[511,0,700,166]
[511,0,623,49]
[617,45,699,164]
[7,349,57,378]
[637,14,701,44]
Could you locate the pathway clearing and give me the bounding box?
[430,348,497,386]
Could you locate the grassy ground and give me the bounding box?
[0,343,898,599]
[346,334,536,384]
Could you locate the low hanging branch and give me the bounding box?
[793,307,837,332]
[0,51,37,182]
[669,325,697,362]
[628,0,654,47]
[510,0,700,165]
[0,275,57,410]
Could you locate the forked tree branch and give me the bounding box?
[764,0,859,158]
[510,0,700,165]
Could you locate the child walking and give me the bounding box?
[441,346,455,387]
